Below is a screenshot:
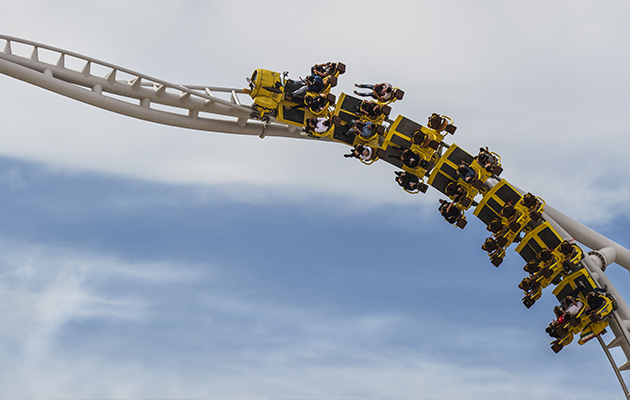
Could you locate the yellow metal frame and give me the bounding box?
[520,243,583,304]
[328,93,385,146]
[429,144,489,210]
[249,68,339,128]
[380,116,445,180]
[248,69,285,120]
[474,180,530,245]
[549,268,612,349]
[515,221,563,262]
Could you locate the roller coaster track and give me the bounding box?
[1,34,630,398]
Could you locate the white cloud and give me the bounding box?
[0,0,626,224]
[0,236,620,398]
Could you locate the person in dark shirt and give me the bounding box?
[401,149,421,168]
[290,74,325,97]
[438,199,461,224]
[353,82,393,102]
[394,171,420,191]
[457,161,476,183]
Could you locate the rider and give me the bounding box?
[353,82,393,102]
[438,199,461,224]
[394,171,420,191]
[289,74,325,97]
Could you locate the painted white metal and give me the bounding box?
[598,335,630,400]
[544,205,630,270]
[543,211,630,395]
[0,35,320,141]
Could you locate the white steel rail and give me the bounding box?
[0,35,311,140]
[543,211,630,399]
[1,34,630,398]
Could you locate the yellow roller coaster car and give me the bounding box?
[429,144,490,211]
[247,69,285,121]
[247,67,340,128]
[549,269,615,353]
[330,93,392,125]
[515,221,563,263]
[382,116,444,171]
[475,182,546,266]
[329,93,386,146]
[519,241,583,308]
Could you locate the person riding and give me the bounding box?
[475,147,498,172]
[346,120,377,139]
[344,144,374,161]
[445,181,466,203]
[358,101,385,119]
[427,113,448,131]
[500,202,519,224]
[394,171,420,191]
[311,62,336,78]
[289,74,325,97]
[353,82,393,102]
[411,130,431,148]
[584,291,608,318]
[481,237,500,257]
[401,149,421,168]
[457,161,476,183]
[521,192,539,211]
[306,117,332,134]
[438,199,461,224]
[562,296,584,318]
[486,218,506,237]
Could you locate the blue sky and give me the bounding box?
[0,1,628,398]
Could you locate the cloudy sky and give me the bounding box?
[0,1,628,398]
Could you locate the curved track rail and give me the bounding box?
[1,34,630,398]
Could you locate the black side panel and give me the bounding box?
[447,147,474,165]
[390,134,412,149]
[431,172,454,194]
[283,108,305,124]
[518,243,537,263]
[486,197,502,215]
[538,227,562,250]
[555,284,574,302]
[518,240,542,262]
[339,111,357,123]
[440,163,458,181]
[495,184,522,205]
[477,204,499,226]
[379,147,404,168]
[554,272,592,301]
[341,95,362,113]
[529,240,542,256]
[333,125,355,145]
[396,117,423,136]
[574,274,595,295]
[285,81,303,96]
